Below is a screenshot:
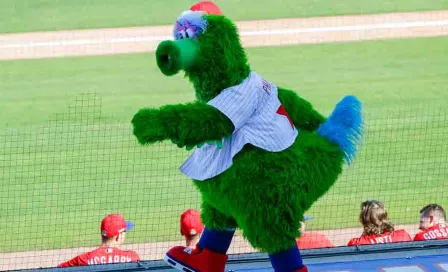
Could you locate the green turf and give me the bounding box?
[1,0,447,33]
[0,37,447,252]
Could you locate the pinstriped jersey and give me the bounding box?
[179,71,298,181]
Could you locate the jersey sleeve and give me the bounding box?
[132,251,141,261]
[207,80,258,131]
[395,230,412,242]
[321,236,335,248]
[297,233,335,249]
[58,253,88,267]
[403,230,412,242]
[413,232,426,241]
[347,238,359,246]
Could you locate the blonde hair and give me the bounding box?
[360,200,394,236]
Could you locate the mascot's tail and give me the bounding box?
[317,95,364,165]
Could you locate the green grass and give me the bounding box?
[1,0,447,33]
[0,37,448,252]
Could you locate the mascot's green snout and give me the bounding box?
[156,39,199,76]
[132,1,364,272]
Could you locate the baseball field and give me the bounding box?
[1,0,447,33]
[0,0,447,270]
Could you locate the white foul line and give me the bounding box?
[1,20,447,49]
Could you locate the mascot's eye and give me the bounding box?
[178,30,186,40]
[186,29,195,39]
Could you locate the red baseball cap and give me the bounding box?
[190,1,223,15]
[101,214,134,238]
[180,209,204,237]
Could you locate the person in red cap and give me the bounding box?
[296,216,335,250]
[181,209,205,249]
[58,214,140,267]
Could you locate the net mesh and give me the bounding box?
[0,93,446,270]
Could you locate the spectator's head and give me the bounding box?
[359,200,394,236]
[100,214,134,246]
[300,216,313,233]
[419,204,446,231]
[181,209,204,249]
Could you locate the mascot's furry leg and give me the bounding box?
[196,204,238,257]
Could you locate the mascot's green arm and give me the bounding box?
[278,87,326,131]
[131,101,234,148]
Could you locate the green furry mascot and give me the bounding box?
[131,2,363,271]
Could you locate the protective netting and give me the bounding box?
[0,93,446,270]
